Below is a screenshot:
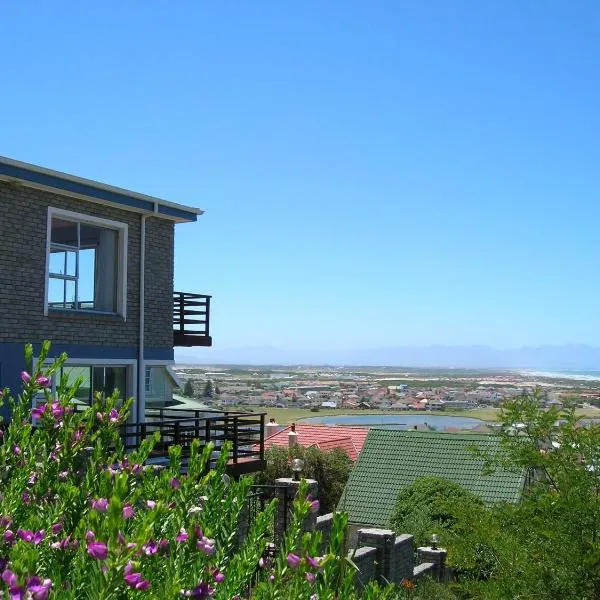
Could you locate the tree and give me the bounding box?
[446,390,600,599]
[254,445,353,514]
[183,380,194,397]
[203,380,214,398]
[214,384,221,395]
[390,477,482,547]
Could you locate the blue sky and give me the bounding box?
[2,2,599,353]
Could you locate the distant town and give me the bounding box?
[171,365,600,425]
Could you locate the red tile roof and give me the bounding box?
[264,425,370,461]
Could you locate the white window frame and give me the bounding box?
[44,207,128,318]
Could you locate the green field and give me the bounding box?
[264,406,502,425]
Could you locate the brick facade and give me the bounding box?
[0,181,173,352]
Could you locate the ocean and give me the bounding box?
[523,370,600,381]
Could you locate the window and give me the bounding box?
[46,209,127,315]
[60,365,128,406]
[145,367,153,395]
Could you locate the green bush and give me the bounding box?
[254,445,353,514]
[390,477,483,547]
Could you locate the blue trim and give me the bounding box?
[0,343,173,362]
[0,162,198,223]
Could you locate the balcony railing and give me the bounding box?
[124,408,266,476]
[173,292,212,347]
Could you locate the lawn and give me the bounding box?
[265,406,502,425]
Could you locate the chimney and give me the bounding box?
[265,418,281,438]
[288,422,298,448]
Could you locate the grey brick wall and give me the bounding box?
[0,181,173,351]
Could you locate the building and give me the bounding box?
[262,424,370,461]
[338,430,525,529]
[0,156,212,421]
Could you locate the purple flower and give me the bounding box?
[35,376,50,388]
[12,446,21,456]
[122,504,135,520]
[176,529,189,543]
[212,569,225,584]
[170,477,181,490]
[123,562,150,590]
[306,556,321,569]
[20,371,31,383]
[51,523,62,536]
[197,537,215,556]
[306,572,316,583]
[31,406,45,420]
[0,516,13,529]
[287,553,301,568]
[2,568,17,587]
[3,530,15,544]
[87,542,108,560]
[85,531,95,543]
[32,530,45,545]
[26,577,52,600]
[158,539,169,553]
[309,499,320,513]
[108,409,120,423]
[17,529,33,543]
[91,498,108,513]
[142,540,158,556]
[22,492,30,505]
[51,403,65,420]
[146,500,156,510]
[58,471,69,481]
[183,582,215,598]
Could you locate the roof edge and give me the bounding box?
[0,156,203,223]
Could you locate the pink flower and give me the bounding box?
[170,477,181,489]
[58,471,69,481]
[85,531,96,543]
[306,572,316,583]
[287,553,301,568]
[122,504,135,520]
[196,537,215,556]
[91,498,108,513]
[176,529,189,542]
[146,500,156,510]
[31,406,45,420]
[309,499,320,513]
[12,446,21,456]
[87,542,108,560]
[35,376,50,388]
[20,371,31,383]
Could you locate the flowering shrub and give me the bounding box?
[0,343,438,599]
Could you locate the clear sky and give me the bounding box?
[2,1,599,354]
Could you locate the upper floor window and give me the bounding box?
[45,208,128,316]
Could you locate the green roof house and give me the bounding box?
[338,430,525,529]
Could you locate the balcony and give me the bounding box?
[122,408,266,477]
[173,292,212,347]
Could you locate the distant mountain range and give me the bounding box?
[174,344,600,370]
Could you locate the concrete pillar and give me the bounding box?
[356,528,396,585]
[417,546,447,581]
[274,477,318,545]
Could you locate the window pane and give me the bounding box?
[51,218,78,246]
[65,250,77,277]
[65,280,76,309]
[49,251,66,275]
[61,366,92,405]
[93,367,127,401]
[94,228,118,312]
[78,248,96,309]
[48,277,65,308]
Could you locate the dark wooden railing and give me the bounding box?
[121,408,266,475]
[173,292,212,347]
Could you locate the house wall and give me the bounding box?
[0,181,175,408]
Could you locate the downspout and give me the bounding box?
[138,214,147,423]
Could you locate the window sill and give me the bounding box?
[47,309,126,322]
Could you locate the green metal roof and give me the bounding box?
[338,429,525,527]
